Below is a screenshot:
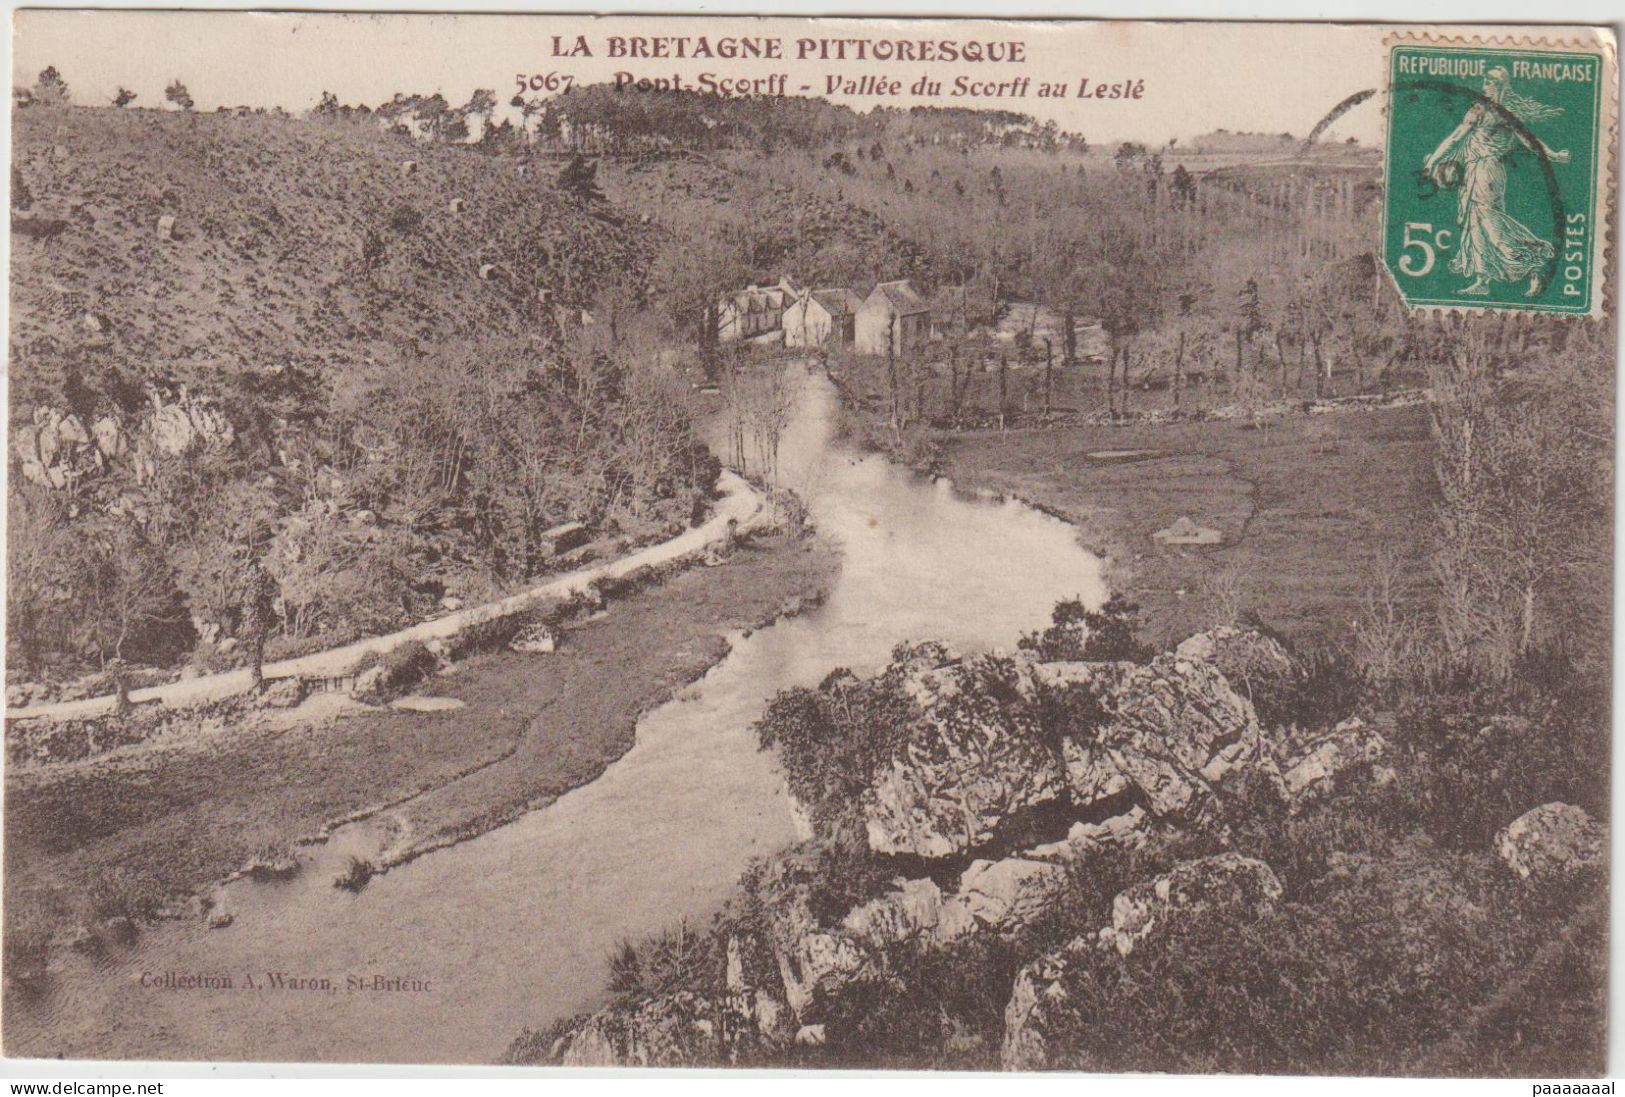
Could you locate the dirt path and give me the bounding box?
[6,472,763,724]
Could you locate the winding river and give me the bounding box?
[9,371,1105,1064]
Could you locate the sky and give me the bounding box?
[8,13,1604,148]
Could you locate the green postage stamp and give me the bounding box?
[1384,34,1614,316]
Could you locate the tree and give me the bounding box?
[1171,164,1197,209]
[113,86,137,108]
[80,524,189,668]
[165,79,194,111]
[33,66,68,105]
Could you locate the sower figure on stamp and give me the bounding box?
[1423,66,1571,297]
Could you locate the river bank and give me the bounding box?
[4,528,839,982]
[6,369,1113,1065]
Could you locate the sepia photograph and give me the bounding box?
[1,9,1616,1080]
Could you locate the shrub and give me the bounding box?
[333,856,374,892]
[1026,848,1558,1075]
[1379,695,1608,853]
[375,640,437,695]
[1248,646,1368,734]
[1018,594,1152,663]
[605,919,719,1002]
[504,1012,593,1065]
[85,867,165,922]
[753,664,914,841]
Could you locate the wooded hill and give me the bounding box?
[8,104,712,685]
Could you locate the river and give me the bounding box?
[8,370,1105,1065]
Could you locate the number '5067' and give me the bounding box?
[515,73,574,93]
[1398,222,1454,277]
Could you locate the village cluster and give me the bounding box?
[718,276,935,354]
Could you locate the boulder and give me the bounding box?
[91,416,127,461]
[1282,717,1389,801]
[352,665,386,696]
[1174,627,1297,694]
[1152,515,1222,545]
[509,624,557,654]
[558,992,724,1067]
[840,876,944,949]
[939,857,1068,940]
[759,856,875,1020]
[864,654,1067,859]
[1099,853,1282,957]
[1494,802,1605,884]
[774,930,870,1020]
[1058,654,1278,823]
[1002,935,1094,1070]
[795,1024,827,1047]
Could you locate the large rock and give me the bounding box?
[840,876,945,949]
[1281,717,1389,801]
[939,857,1068,940]
[1058,654,1278,822]
[773,930,870,1019]
[1099,853,1282,957]
[759,855,875,1020]
[1004,853,1286,1070]
[258,677,305,709]
[864,654,1067,859]
[1494,802,1605,884]
[554,988,791,1066]
[1174,627,1296,692]
[1002,935,1095,1070]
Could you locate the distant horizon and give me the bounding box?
[12,82,1377,152]
[13,11,1402,148]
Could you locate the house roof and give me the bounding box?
[810,288,863,316]
[870,280,931,316]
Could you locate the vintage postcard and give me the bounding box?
[3,11,1616,1077]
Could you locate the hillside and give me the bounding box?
[10,106,647,415]
[8,106,713,685]
[600,151,934,292]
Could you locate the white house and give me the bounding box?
[854,280,932,356]
[783,288,862,349]
[717,277,799,343]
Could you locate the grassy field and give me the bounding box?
[910,404,1436,651]
[4,530,837,948]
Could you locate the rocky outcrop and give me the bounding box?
[939,857,1068,940]
[760,857,876,1020]
[864,654,1067,859]
[1494,802,1605,884]
[1023,806,1149,862]
[1281,717,1389,801]
[555,988,789,1066]
[12,407,101,488]
[1099,853,1282,957]
[1003,853,1285,1069]
[841,856,1072,957]
[774,929,871,1020]
[841,876,945,949]
[1002,935,1095,1070]
[1058,654,1279,822]
[13,390,235,490]
[1174,626,1296,694]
